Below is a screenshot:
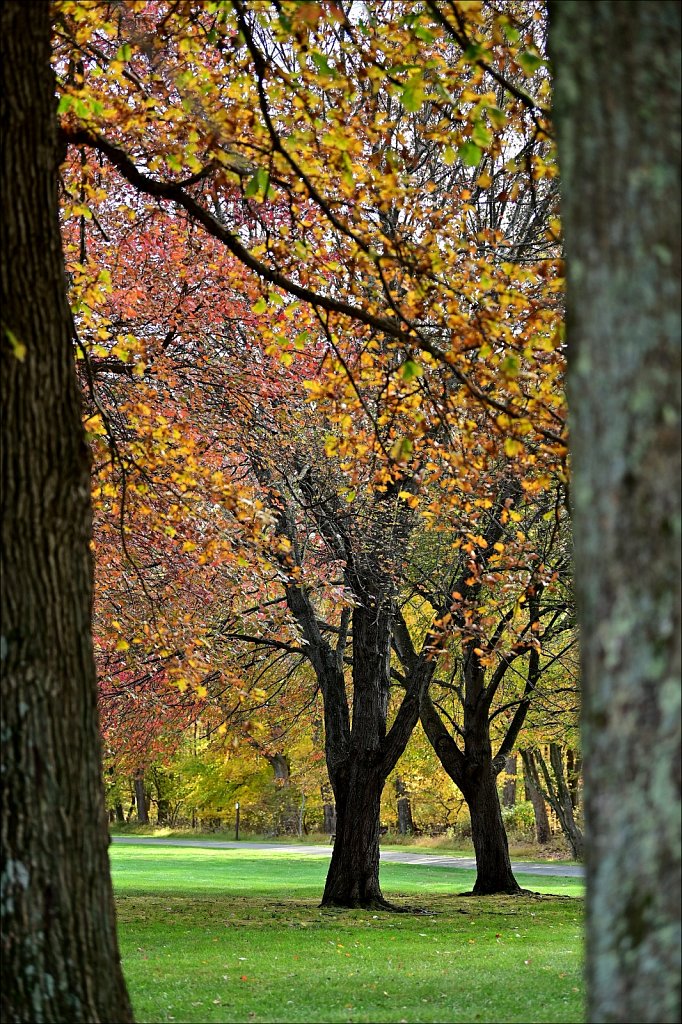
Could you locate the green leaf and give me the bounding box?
[116,43,132,61]
[390,436,413,462]
[486,105,507,129]
[341,151,354,189]
[57,94,74,115]
[401,359,423,382]
[464,42,485,61]
[311,51,336,77]
[245,167,269,198]
[458,142,483,167]
[518,50,544,76]
[501,354,520,378]
[472,120,492,148]
[413,25,435,43]
[401,74,425,113]
[501,21,520,44]
[251,297,267,315]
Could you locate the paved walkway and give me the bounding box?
[111,836,583,878]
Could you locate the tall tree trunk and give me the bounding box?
[321,759,385,908]
[0,3,133,1020]
[464,764,520,895]
[550,3,681,1021]
[520,750,552,845]
[394,775,414,835]
[321,604,393,908]
[565,748,581,811]
[134,772,149,825]
[548,745,584,861]
[501,754,517,808]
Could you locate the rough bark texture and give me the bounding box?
[550,3,681,1021]
[0,3,133,1021]
[323,759,384,908]
[465,768,519,895]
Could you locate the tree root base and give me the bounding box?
[319,895,408,912]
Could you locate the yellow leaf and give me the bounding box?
[504,437,524,457]
[5,327,26,362]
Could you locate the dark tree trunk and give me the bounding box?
[318,601,428,908]
[521,750,552,845]
[321,604,391,907]
[115,802,126,824]
[157,799,170,825]
[501,754,517,808]
[134,773,149,825]
[551,4,681,1020]
[321,760,384,908]
[0,3,133,1020]
[464,764,520,895]
[420,676,522,895]
[394,776,414,834]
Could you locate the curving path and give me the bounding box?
[111,836,583,878]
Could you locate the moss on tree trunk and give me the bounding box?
[550,2,681,1020]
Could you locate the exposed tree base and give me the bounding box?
[319,895,408,912]
[459,887,539,898]
[472,882,522,896]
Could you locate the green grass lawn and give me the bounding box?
[111,845,585,1024]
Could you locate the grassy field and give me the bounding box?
[111,844,584,1024]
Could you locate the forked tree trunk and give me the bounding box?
[420,691,522,895]
[0,4,133,1020]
